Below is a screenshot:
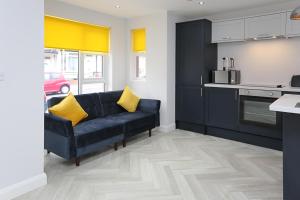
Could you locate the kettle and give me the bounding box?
[222,57,230,70]
[222,57,235,70]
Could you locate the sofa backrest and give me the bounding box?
[47,93,103,120]
[98,91,126,116]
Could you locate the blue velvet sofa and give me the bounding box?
[44,91,160,166]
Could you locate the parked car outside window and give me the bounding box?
[44,73,70,94]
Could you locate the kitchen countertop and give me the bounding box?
[270,94,300,114]
[204,83,300,93]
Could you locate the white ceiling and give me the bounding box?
[56,0,295,18]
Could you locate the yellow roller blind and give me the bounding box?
[45,16,110,53]
[132,28,146,53]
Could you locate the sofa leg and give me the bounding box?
[149,129,152,137]
[122,140,126,147]
[75,158,80,167]
[114,143,118,151]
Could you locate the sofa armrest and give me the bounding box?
[137,99,161,126]
[44,113,74,137]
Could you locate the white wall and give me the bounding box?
[218,38,300,86]
[126,12,169,127]
[45,0,127,90]
[166,14,183,129]
[126,12,183,130]
[0,0,46,199]
[206,1,300,86]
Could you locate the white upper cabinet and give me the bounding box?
[286,11,300,37]
[212,19,245,43]
[245,13,286,40]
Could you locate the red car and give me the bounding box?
[44,73,70,94]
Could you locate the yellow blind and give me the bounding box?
[45,16,110,53]
[132,28,146,53]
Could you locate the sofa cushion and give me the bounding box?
[48,93,102,120]
[73,118,123,148]
[98,91,126,116]
[48,93,88,126]
[105,111,155,133]
[117,86,140,112]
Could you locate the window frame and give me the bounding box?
[79,51,108,94]
[132,52,146,81]
[44,48,109,96]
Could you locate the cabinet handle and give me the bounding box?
[256,33,276,39]
[201,75,203,85]
[222,36,231,40]
[257,33,271,37]
[235,90,238,100]
[201,88,203,97]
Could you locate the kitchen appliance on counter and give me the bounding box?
[213,57,240,84]
[222,57,230,70]
[239,88,282,139]
[212,70,241,84]
[222,57,235,71]
[291,75,300,87]
[229,70,241,84]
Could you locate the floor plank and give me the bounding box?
[15,130,283,200]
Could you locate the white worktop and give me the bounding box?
[270,94,300,114]
[205,83,300,93]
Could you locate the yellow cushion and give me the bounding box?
[117,86,140,112]
[48,93,88,126]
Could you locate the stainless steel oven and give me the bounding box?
[239,89,282,139]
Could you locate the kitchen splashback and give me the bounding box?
[217,37,300,86]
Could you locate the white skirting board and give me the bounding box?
[0,173,47,200]
[157,123,176,133]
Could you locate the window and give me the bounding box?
[44,49,79,97]
[80,53,106,94]
[44,49,108,101]
[44,16,110,111]
[131,28,146,80]
[136,55,146,79]
[83,54,103,79]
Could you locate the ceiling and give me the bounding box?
[57,0,295,18]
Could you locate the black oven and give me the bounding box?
[239,89,282,139]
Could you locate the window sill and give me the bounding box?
[131,78,146,82]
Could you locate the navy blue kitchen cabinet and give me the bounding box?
[205,87,239,130]
[282,113,300,200]
[176,86,205,124]
[176,19,217,133]
[205,87,282,150]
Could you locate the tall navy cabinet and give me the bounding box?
[176,19,217,133]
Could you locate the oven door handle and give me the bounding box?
[239,89,282,98]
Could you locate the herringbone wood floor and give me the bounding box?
[15,130,283,200]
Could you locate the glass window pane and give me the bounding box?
[84,54,103,79]
[97,55,103,78]
[136,55,146,79]
[44,50,107,112]
[44,49,79,104]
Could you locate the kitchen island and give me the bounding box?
[270,94,300,200]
